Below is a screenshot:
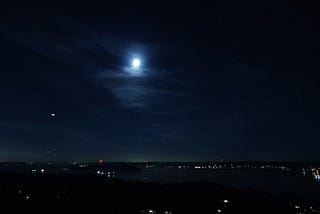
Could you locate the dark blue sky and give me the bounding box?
[0,1,319,162]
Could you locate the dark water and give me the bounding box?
[119,168,320,200]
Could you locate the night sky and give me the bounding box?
[1,1,319,162]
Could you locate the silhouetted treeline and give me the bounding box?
[0,173,319,214]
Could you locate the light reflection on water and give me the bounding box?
[119,168,320,200]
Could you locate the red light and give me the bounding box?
[99,159,103,164]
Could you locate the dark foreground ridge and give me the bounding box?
[0,173,319,214]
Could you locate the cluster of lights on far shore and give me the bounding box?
[96,170,115,178]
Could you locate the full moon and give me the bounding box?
[132,58,141,68]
